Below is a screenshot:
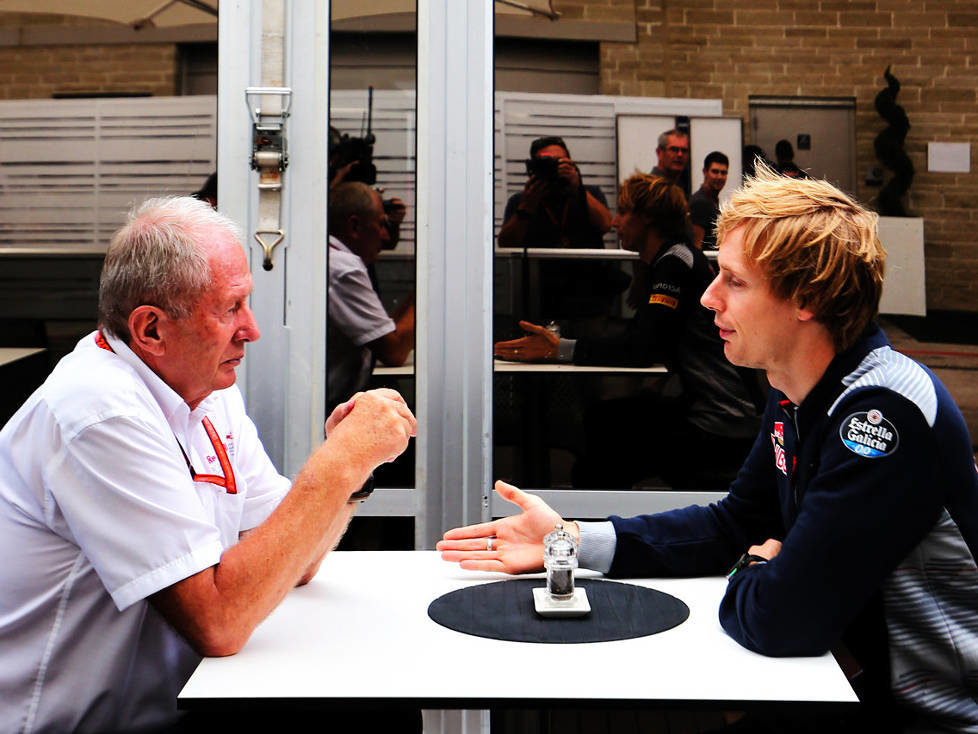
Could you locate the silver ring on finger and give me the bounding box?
[487,537,494,551]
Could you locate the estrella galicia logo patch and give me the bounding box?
[840,409,899,458]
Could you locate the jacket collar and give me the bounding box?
[790,322,890,426]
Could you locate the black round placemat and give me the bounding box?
[427,578,689,643]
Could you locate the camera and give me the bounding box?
[525,156,560,181]
[329,128,377,186]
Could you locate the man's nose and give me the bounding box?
[700,275,721,311]
[238,303,261,342]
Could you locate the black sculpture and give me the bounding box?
[873,66,914,217]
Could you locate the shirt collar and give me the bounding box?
[98,330,206,430]
[794,322,890,420]
[329,234,352,255]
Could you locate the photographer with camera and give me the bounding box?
[499,136,611,250]
[498,136,621,325]
[327,182,415,414]
[329,125,406,248]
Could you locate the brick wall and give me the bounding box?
[586,0,978,312]
[0,13,177,99]
[2,5,974,310]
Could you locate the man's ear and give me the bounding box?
[128,306,166,357]
[796,305,817,323]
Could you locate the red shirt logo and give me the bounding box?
[771,422,787,476]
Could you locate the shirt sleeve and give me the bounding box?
[328,266,395,347]
[46,413,225,611]
[585,184,608,208]
[577,520,617,573]
[502,191,523,223]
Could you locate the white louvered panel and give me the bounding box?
[0,96,216,252]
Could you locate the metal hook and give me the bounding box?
[254,229,284,271]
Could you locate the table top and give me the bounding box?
[0,347,46,368]
[374,357,667,377]
[178,551,857,711]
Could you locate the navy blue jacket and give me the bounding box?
[606,325,978,729]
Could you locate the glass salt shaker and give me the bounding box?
[543,522,578,600]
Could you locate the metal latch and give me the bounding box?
[246,86,292,191]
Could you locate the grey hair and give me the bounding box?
[98,196,244,342]
[657,128,689,149]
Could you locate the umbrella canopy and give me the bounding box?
[0,0,217,28]
[0,1,559,29]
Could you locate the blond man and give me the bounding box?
[441,166,978,733]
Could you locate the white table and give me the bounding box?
[179,551,857,712]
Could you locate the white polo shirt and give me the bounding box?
[0,331,290,733]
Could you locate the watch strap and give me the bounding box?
[726,553,768,579]
[349,474,375,501]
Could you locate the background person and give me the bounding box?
[328,124,407,247]
[628,127,694,309]
[495,174,760,489]
[774,138,808,179]
[688,150,729,251]
[650,127,690,186]
[498,135,623,327]
[742,145,770,179]
[191,170,217,208]
[0,196,416,733]
[498,134,612,250]
[327,182,416,413]
[444,167,978,734]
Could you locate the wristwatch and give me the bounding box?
[348,474,375,501]
[726,553,768,579]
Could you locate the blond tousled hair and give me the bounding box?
[618,173,688,239]
[716,163,886,352]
